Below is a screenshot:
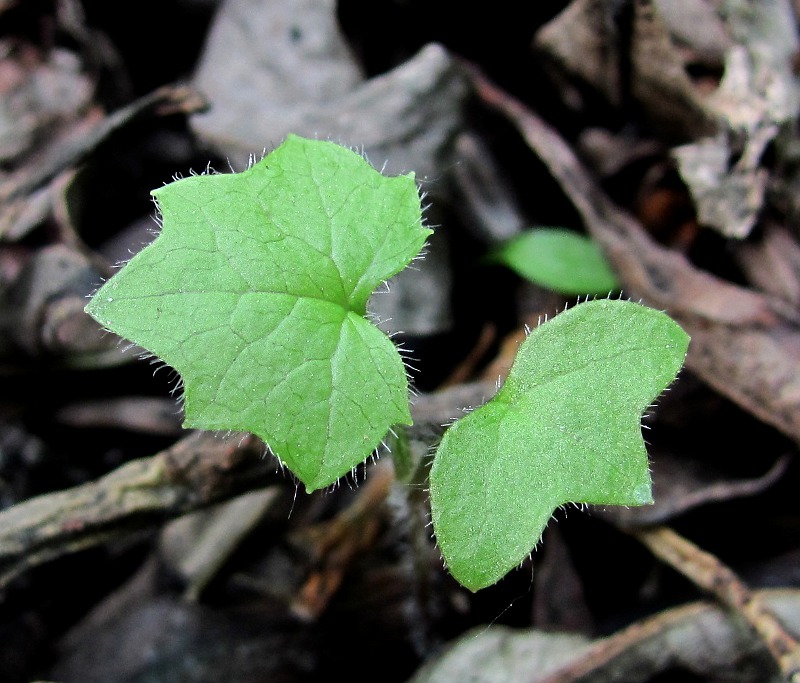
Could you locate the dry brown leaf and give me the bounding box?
[735,221,800,305]
[595,452,791,527]
[534,0,718,140]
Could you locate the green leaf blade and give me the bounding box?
[429,299,689,591]
[86,135,429,491]
[492,227,620,295]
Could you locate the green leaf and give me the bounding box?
[429,299,689,591]
[492,228,619,295]
[86,135,430,491]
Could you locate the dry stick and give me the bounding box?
[632,526,800,682]
[0,381,496,593]
[289,458,396,621]
[0,431,272,591]
[538,589,800,683]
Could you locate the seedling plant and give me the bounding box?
[86,135,689,591]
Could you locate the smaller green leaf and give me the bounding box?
[429,299,689,591]
[492,228,619,295]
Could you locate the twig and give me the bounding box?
[289,459,395,621]
[0,381,496,594]
[539,588,800,683]
[632,526,800,682]
[0,431,271,591]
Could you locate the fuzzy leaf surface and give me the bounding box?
[86,135,429,491]
[429,299,689,591]
[493,228,619,295]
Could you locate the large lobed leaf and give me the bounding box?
[429,299,689,591]
[86,135,430,491]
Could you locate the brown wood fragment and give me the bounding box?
[736,221,800,306]
[0,83,207,205]
[56,397,184,436]
[289,459,395,621]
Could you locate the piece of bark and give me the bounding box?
[0,44,93,165]
[533,525,596,634]
[629,0,721,140]
[539,590,800,683]
[191,0,467,180]
[735,221,800,306]
[409,627,591,683]
[191,0,363,165]
[50,595,316,683]
[534,0,625,107]
[289,458,395,621]
[674,0,800,238]
[1,244,113,357]
[672,128,772,239]
[652,0,729,67]
[1,84,206,205]
[56,397,184,436]
[160,486,283,601]
[537,0,799,240]
[534,0,719,140]
[450,132,527,244]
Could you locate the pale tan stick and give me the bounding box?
[633,526,800,682]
